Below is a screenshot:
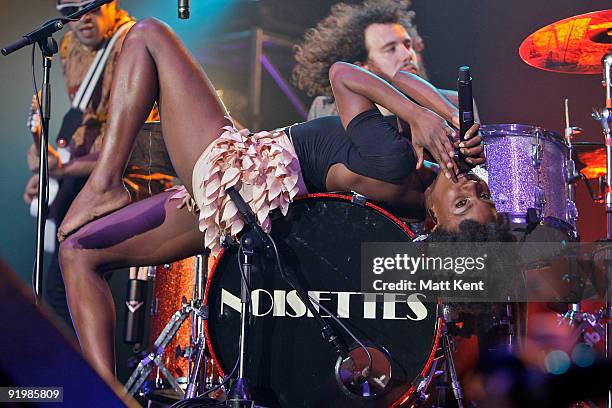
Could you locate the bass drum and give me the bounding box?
[204,194,440,408]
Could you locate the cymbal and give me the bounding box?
[519,10,612,74]
[572,141,604,148]
[576,146,606,179]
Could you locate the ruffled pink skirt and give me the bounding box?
[170,126,308,255]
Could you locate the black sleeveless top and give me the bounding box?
[287,109,415,192]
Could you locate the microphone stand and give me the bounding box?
[224,187,350,407]
[1,0,113,303]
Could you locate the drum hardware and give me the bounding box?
[204,194,439,406]
[564,99,581,226]
[591,54,612,387]
[534,187,546,217]
[411,356,443,405]
[440,304,465,408]
[351,191,367,206]
[560,306,606,348]
[125,252,216,404]
[222,187,378,407]
[185,253,210,399]
[481,124,572,225]
[531,137,543,168]
[125,296,208,397]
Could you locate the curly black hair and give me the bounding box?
[427,219,516,243]
[293,0,417,97]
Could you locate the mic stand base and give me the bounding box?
[227,378,254,408]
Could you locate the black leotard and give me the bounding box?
[288,108,416,192]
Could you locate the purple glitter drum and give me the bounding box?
[480,124,574,225]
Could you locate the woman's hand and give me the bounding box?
[409,106,458,181]
[454,123,484,166]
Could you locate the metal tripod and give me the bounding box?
[125,253,211,399]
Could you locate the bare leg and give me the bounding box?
[59,191,205,383]
[59,18,231,239]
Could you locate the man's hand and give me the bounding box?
[410,106,458,181]
[23,174,39,204]
[454,123,484,166]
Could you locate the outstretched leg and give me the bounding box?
[59,18,231,239]
[59,191,205,383]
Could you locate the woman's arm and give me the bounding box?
[329,62,458,179]
[390,71,459,127]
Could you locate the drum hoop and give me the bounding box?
[203,193,441,404]
[480,124,565,146]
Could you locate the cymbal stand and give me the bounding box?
[591,52,612,407]
[436,304,465,408]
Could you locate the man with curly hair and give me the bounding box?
[294,0,477,120]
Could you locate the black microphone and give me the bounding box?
[457,66,474,172]
[178,0,190,19]
[124,267,148,344]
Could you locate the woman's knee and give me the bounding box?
[125,17,175,46]
[58,237,99,281]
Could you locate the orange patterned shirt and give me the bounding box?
[58,11,159,158]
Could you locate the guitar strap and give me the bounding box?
[56,21,135,151]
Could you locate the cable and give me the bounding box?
[307,293,373,371]
[266,233,373,373]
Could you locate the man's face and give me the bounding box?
[361,23,420,80]
[58,0,117,48]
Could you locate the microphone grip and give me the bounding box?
[458,66,474,142]
[457,66,474,172]
[2,36,31,56]
[124,267,148,344]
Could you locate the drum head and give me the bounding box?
[205,194,440,407]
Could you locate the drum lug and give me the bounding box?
[147,266,156,280]
[567,199,579,225]
[151,297,158,315]
[566,160,578,182]
[534,187,546,214]
[531,142,543,167]
[351,191,367,206]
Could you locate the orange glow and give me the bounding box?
[578,147,607,179]
[519,10,612,74]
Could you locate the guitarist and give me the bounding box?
[23,0,165,327]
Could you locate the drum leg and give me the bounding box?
[442,324,465,408]
[125,299,194,398]
[185,252,210,399]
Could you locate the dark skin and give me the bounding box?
[425,172,497,230]
[57,19,485,383]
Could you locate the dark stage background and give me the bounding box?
[0,0,609,381]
